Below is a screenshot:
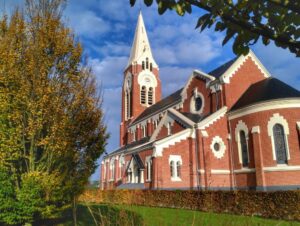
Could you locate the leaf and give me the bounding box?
[195,13,211,29]
[144,0,153,7]
[222,29,235,46]
[175,4,184,16]
[262,36,270,45]
[130,0,136,7]
[158,1,168,15]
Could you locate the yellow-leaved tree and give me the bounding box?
[0,0,108,225]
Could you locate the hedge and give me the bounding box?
[79,189,300,221]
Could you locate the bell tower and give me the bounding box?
[120,11,161,146]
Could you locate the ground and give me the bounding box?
[49,204,300,226]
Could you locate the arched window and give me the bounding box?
[142,61,145,70]
[147,161,152,181]
[141,86,146,104]
[170,161,174,177]
[239,131,249,167]
[142,125,147,138]
[125,91,131,119]
[150,63,153,71]
[176,161,181,178]
[273,123,288,164]
[146,57,149,69]
[110,159,115,180]
[148,87,153,105]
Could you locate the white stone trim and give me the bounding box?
[211,169,230,174]
[210,136,226,159]
[251,126,260,134]
[153,128,195,157]
[150,112,167,142]
[201,130,209,137]
[263,165,300,172]
[234,168,256,174]
[220,50,270,84]
[168,108,195,127]
[267,113,290,161]
[235,120,249,164]
[228,98,300,120]
[168,155,183,164]
[197,106,227,129]
[297,122,300,130]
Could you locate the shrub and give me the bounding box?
[79,189,300,221]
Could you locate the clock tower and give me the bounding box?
[120,12,161,146]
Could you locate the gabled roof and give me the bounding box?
[208,57,238,78]
[231,77,300,111]
[127,153,145,171]
[132,153,145,169]
[131,88,183,125]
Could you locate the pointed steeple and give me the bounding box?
[127,11,158,68]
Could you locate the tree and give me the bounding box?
[130,0,300,56]
[0,0,108,224]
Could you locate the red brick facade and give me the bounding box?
[101,14,300,191]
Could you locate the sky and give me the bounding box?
[2,0,300,181]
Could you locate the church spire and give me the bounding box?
[127,11,158,68]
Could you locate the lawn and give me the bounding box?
[53,204,300,226]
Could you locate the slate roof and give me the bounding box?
[131,88,183,125]
[108,137,151,156]
[231,77,300,111]
[208,57,238,78]
[181,112,205,123]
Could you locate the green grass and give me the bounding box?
[42,204,300,226]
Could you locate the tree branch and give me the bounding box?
[186,0,300,51]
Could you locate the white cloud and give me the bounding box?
[66,10,110,38]
[160,66,194,96]
[90,56,127,88]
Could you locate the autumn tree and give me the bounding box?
[130,0,300,56]
[0,0,108,224]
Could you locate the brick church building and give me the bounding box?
[100,12,300,191]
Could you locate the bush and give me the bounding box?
[79,189,300,221]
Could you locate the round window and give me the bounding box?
[210,136,226,159]
[213,143,220,151]
[195,97,202,111]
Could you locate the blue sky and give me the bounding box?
[3,0,300,181]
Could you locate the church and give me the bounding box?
[100,12,300,191]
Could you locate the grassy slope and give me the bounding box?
[64,204,300,226]
[119,205,300,226]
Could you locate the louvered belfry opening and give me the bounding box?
[141,86,146,104]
